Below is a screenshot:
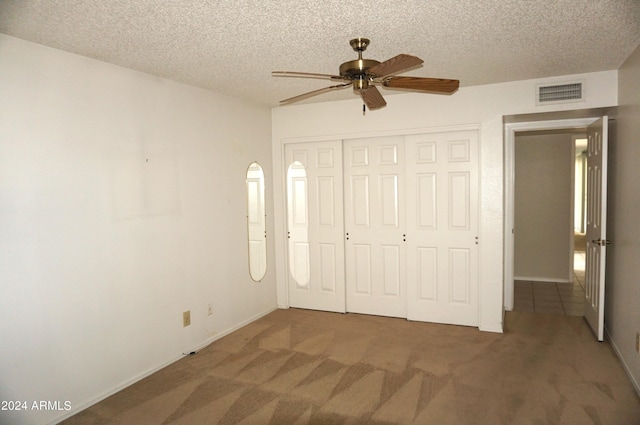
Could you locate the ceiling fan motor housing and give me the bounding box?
[339,59,380,78]
[342,38,382,91]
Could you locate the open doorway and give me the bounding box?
[510,130,585,315]
[503,115,604,313]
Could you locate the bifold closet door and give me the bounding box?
[343,137,407,318]
[284,141,346,313]
[405,131,479,326]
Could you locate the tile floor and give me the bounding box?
[513,250,586,316]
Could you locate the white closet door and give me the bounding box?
[405,131,479,326]
[344,137,407,318]
[285,141,346,313]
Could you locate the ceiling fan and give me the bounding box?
[272,38,459,111]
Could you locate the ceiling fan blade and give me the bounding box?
[381,76,459,94]
[360,86,387,110]
[280,83,351,105]
[367,54,424,77]
[272,71,347,81]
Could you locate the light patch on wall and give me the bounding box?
[110,142,180,221]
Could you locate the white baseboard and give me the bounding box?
[48,305,279,425]
[479,324,504,333]
[514,276,571,283]
[605,326,640,398]
[182,305,279,355]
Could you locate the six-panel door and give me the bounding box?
[285,141,346,313]
[405,131,479,326]
[344,136,407,318]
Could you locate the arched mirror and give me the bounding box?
[246,162,267,281]
[286,161,310,286]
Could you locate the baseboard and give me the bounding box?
[514,276,571,283]
[479,324,504,333]
[47,305,279,425]
[605,326,640,398]
[182,305,279,355]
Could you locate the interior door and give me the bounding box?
[405,131,479,326]
[344,136,406,318]
[285,141,346,313]
[584,117,609,341]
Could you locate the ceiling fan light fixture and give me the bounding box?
[353,77,370,91]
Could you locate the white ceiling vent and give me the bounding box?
[536,81,584,105]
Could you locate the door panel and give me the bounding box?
[405,131,479,326]
[285,141,346,313]
[344,137,406,318]
[382,245,401,295]
[449,172,471,230]
[585,117,608,341]
[354,244,372,294]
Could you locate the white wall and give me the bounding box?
[606,42,640,393]
[514,133,573,282]
[0,35,276,425]
[272,70,618,333]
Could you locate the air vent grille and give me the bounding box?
[537,82,583,104]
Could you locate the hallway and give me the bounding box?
[513,249,586,316]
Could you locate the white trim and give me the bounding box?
[569,136,576,282]
[504,117,599,311]
[280,123,481,145]
[479,324,504,333]
[46,306,279,425]
[514,276,571,283]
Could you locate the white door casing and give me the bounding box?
[285,141,346,313]
[344,136,407,318]
[405,131,479,326]
[584,117,608,341]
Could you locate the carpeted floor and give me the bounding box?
[61,309,640,425]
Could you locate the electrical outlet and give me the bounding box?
[183,310,191,327]
[207,303,213,316]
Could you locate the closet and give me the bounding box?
[285,129,479,326]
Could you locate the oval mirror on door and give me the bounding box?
[246,162,267,281]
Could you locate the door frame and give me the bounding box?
[504,117,600,310]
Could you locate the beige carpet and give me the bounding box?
[62,309,640,425]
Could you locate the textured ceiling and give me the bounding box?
[1,0,639,107]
